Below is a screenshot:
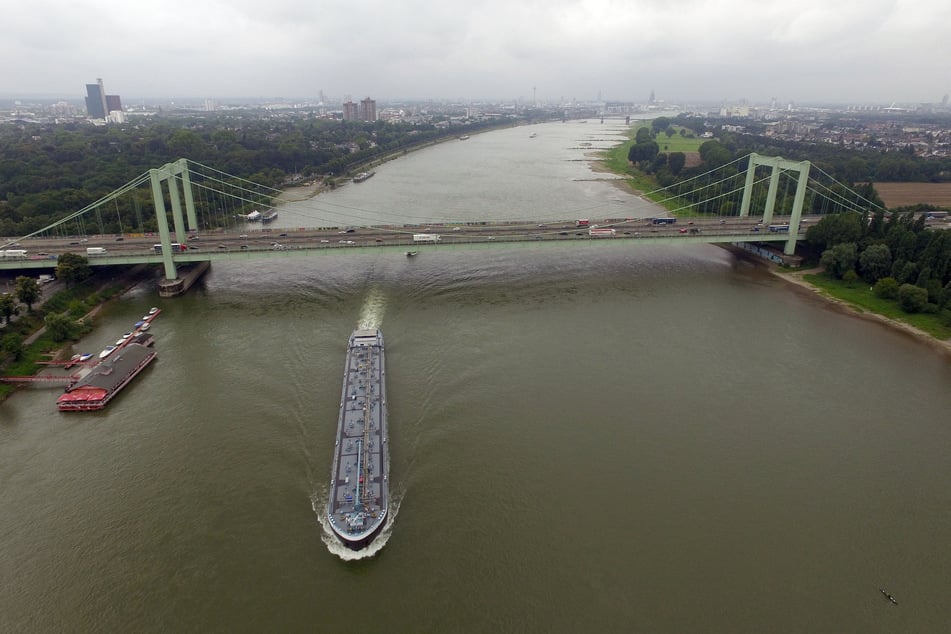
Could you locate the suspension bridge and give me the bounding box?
[0,153,884,295]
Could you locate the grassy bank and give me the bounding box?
[803,272,951,340]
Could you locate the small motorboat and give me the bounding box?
[78,353,93,362]
[405,251,418,257]
[65,354,82,369]
[148,307,159,315]
[880,589,898,605]
[99,345,117,360]
[139,322,151,331]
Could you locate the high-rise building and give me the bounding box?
[360,97,376,122]
[84,78,122,119]
[342,97,357,121]
[85,79,107,119]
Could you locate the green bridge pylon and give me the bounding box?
[149,159,198,280]
[738,153,811,255]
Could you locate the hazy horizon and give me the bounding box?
[4,0,950,106]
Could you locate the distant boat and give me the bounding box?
[242,210,262,222]
[529,132,537,138]
[261,210,278,223]
[99,345,117,360]
[405,250,418,257]
[353,171,375,183]
[458,135,470,140]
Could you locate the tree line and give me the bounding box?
[0,114,506,237]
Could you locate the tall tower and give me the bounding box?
[360,97,376,121]
[85,80,107,119]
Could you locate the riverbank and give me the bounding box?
[758,255,951,360]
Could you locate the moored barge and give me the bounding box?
[57,343,157,411]
[327,329,389,550]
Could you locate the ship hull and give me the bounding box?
[327,330,389,550]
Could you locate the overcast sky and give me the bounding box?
[4,0,948,105]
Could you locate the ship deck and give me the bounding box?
[328,329,389,547]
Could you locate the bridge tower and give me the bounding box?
[149,159,199,280]
[738,153,811,255]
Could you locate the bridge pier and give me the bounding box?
[158,261,210,297]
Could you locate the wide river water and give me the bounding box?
[2,119,950,632]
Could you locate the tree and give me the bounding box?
[873,277,900,299]
[667,152,686,175]
[1,332,24,361]
[56,252,92,287]
[898,283,928,313]
[820,242,858,279]
[635,127,652,144]
[0,293,19,325]
[15,276,41,312]
[858,244,892,283]
[44,312,75,342]
[806,214,863,252]
[628,141,659,165]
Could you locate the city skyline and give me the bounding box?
[3,0,950,105]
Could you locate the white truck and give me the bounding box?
[413,234,441,243]
[86,247,107,255]
[589,228,616,237]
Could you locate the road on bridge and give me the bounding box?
[6,215,813,260]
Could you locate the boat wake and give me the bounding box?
[311,485,403,561]
[358,287,386,331]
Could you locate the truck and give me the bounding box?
[0,249,28,259]
[651,217,676,225]
[576,219,590,227]
[589,228,616,237]
[86,247,107,255]
[413,234,441,243]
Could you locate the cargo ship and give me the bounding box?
[57,343,157,411]
[327,329,390,549]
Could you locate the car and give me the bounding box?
[278,232,287,237]
[239,234,249,239]
[487,236,495,240]
[559,231,568,236]
[623,231,631,235]
[679,228,688,234]
[187,235,200,240]
[719,219,726,224]
[271,243,286,250]
[69,241,80,245]
[750,227,760,232]
[218,244,228,249]
[320,239,330,243]
[452,227,461,231]
[338,240,355,245]
[115,237,124,241]
[345,228,356,233]
[240,245,248,250]
[375,239,383,243]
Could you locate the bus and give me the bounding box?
[768,224,790,233]
[152,243,186,253]
[651,217,676,225]
[0,249,28,259]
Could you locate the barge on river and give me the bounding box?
[57,343,156,411]
[327,329,389,550]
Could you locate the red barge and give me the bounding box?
[57,343,157,411]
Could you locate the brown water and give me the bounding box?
[2,121,950,632]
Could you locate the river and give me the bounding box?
[2,119,950,633]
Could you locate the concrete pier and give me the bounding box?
[158,261,211,297]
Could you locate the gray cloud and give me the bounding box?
[3,0,948,103]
